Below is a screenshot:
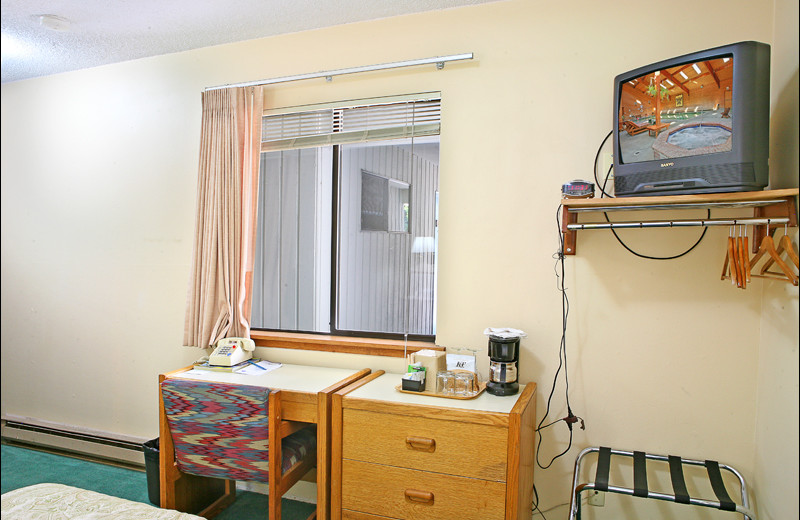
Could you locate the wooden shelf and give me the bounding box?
[560,188,798,255]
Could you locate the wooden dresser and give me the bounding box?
[331,371,536,520]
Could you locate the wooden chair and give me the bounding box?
[624,120,649,136]
[160,378,317,520]
[721,107,731,118]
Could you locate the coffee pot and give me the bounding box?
[486,335,520,396]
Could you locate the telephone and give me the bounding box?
[208,337,255,366]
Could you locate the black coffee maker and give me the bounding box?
[486,335,520,396]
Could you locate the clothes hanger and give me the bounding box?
[749,229,799,286]
[759,225,799,272]
[736,225,747,289]
[742,225,751,285]
[721,226,739,286]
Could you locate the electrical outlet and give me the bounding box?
[588,490,605,506]
[599,152,614,188]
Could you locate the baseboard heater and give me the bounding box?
[1,417,147,469]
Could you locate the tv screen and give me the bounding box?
[612,41,770,197]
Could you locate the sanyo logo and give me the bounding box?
[660,162,675,167]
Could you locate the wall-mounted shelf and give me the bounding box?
[560,189,798,255]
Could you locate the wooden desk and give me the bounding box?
[331,372,536,520]
[159,364,370,520]
[647,122,670,136]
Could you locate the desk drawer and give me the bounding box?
[341,459,506,520]
[342,409,507,481]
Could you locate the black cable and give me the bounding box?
[531,483,548,520]
[593,131,614,198]
[595,132,709,260]
[600,164,709,260]
[536,205,584,470]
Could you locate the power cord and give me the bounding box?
[595,131,709,260]
[531,483,548,520]
[593,131,615,198]
[536,205,585,471]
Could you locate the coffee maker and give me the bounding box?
[486,335,520,396]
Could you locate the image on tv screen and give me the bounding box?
[618,54,733,164]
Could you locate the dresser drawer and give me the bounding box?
[342,408,508,481]
[342,511,398,520]
[341,459,506,520]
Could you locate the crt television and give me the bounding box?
[612,41,770,197]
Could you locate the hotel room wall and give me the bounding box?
[754,0,799,518]
[1,0,795,518]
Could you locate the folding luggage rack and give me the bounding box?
[569,446,756,519]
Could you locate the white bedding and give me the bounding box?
[1,483,204,520]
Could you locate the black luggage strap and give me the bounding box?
[705,460,736,511]
[633,451,648,497]
[668,455,691,504]
[595,447,611,492]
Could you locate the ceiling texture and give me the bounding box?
[1,0,500,84]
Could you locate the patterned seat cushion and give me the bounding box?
[161,379,316,483]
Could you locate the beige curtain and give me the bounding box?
[183,86,263,348]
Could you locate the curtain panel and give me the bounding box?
[183,86,263,348]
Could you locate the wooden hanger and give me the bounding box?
[759,229,799,273]
[749,232,798,286]
[741,227,751,285]
[721,227,743,287]
[736,226,748,289]
[721,230,737,286]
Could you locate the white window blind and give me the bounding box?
[262,96,441,151]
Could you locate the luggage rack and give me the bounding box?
[569,446,756,520]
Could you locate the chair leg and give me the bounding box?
[269,391,282,520]
[269,493,281,520]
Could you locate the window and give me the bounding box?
[251,94,440,340]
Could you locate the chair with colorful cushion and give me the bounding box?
[160,378,317,520]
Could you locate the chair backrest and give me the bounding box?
[161,378,271,483]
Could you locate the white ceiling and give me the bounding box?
[1,0,500,84]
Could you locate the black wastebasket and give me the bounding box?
[143,438,160,506]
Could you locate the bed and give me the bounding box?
[1,483,204,519]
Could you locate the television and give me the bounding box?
[612,41,770,197]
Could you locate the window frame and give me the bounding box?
[251,94,441,351]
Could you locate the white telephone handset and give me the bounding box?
[208,337,255,367]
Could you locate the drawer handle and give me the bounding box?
[404,489,435,504]
[405,436,436,452]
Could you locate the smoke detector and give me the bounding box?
[38,14,71,32]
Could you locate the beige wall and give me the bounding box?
[1,0,796,518]
[754,1,799,519]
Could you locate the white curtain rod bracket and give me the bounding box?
[205,53,473,91]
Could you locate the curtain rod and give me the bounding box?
[204,53,474,91]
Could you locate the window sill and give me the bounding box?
[249,331,441,358]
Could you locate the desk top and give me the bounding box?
[168,363,365,394]
[344,372,532,414]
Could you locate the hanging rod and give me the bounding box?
[567,217,791,230]
[205,53,474,91]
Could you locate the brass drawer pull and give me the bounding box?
[405,436,436,452]
[404,489,435,504]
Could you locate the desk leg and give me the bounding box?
[317,392,330,520]
[317,369,372,520]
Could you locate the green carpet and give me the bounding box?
[1,444,316,519]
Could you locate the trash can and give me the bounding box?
[143,438,160,506]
